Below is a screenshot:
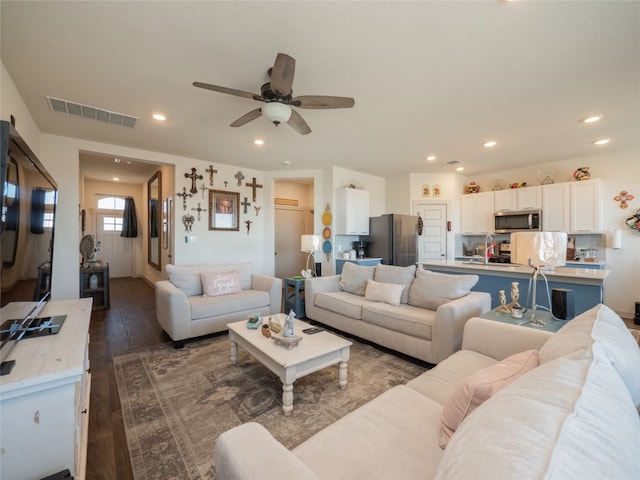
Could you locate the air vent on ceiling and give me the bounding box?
[46,96,137,128]
[444,159,463,165]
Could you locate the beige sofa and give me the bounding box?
[155,263,281,348]
[304,263,491,364]
[215,304,640,480]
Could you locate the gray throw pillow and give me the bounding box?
[339,262,376,296]
[408,269,478,310]
[374,264,416,304]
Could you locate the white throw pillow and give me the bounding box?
[364,279,405,307]
[374,264,416,304]
[201,271,242,297]
[408,269,478,310]
[339,262,376,296]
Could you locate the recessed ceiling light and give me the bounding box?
[426,155,436,161]
[483,141,497,147]
[593,139,610,145]
[113,177,120,181]
[114,157,121,163]
[456,167,464,172]
[152,113,166,121]
[283,160,291,166]
[254,139,265,145]
[583,115,602,124]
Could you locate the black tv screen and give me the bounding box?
[1,120,58,308]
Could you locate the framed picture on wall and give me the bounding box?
[209,189,239,231]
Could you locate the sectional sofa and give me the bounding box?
[215,304,640,479]
[304,263,491,364]
[155,263,281,347]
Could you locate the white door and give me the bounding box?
[96,213,133,277]
[415,204,447,262]
[274,208,308,279]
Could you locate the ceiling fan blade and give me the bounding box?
[270,53,295,97]
[230,108,262,127]
[287,109,311,135]
[291,95,355,109]
[193,82,257,100]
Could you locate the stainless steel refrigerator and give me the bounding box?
[366,214,419,266]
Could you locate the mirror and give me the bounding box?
[148,171,161,270]
[2,158,19,267]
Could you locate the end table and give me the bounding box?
[284,277,305,318]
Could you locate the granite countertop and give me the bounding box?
[418,260,610,283]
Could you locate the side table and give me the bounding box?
[284,277,305,318]
[79,264,110,310]
[480,308,566,333]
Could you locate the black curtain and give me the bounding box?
[121,197,138,238]
[30,188,46,234]
[149,199,158,238]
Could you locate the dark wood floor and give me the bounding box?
[86,277,166,480]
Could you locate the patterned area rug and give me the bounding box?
[114,331,428,479]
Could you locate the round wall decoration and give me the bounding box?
[322,211,332,226]
[322,227,331,239]
[322,240,332,254]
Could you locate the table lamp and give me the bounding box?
[511,232,567,326]
[301,234,322,277]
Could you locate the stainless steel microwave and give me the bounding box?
[494,210,542,233]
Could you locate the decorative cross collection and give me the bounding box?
[184,168,203,195]
[177,167,265,234]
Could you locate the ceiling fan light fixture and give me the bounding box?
[262,102,291,126]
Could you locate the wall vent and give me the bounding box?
[47,96,137,128]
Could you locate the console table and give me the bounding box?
[0,298,92,480]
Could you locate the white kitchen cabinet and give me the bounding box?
[0,298,92,480]
[336,188,369,235]
[570,178,602,233]
[542,183,570,232]
[494,187,541,211]
[460,192,494,234]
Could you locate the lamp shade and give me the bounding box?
[511,232,567,269]
[262,102,291,125]
[301,234,322,253]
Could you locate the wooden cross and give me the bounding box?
[241,197,251,214]
[176,187,192,211]
[245,177,263,202]
[199,182,208,199]
[254,205,262,217]
[234,170,245,187]
[245,219,252,234]
[184,168,203,194]
[205,165,218,186]
[191,203,207,221]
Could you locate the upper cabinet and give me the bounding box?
[460,191,494,234]
[336,188,370,235]
[494,186,541,211]
[542,183,570,232]
[570,178,602,233]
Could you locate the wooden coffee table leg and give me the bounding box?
[282,383,294,416]
[338,361,348,389]
[230,339,238,365]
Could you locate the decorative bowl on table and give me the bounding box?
[271,334,302,349]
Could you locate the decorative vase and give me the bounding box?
[573,167,591,181]
[89,274,98,289]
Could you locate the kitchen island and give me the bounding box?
[418,260,609,316]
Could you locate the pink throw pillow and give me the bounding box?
[440,349,539,448]
[201,271,242,297]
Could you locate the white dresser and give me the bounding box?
[0,298,92,480]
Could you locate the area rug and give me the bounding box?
[114,331,428,480]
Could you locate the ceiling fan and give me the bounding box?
[193,53,355,135]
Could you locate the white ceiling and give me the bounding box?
[2,1,638,184]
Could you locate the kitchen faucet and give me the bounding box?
[484,234,493,265]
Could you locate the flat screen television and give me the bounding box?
[1,119,62,375]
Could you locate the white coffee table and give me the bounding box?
[227,314,352,416]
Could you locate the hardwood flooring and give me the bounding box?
[86,277,166,480]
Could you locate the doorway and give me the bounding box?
[414,203,448,262]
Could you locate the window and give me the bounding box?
[102,216,123,232]
[97,196,125,211]
[97,196,126,233]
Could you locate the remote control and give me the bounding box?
[303,327,324,334]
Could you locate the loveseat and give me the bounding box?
[155,263,281,347]
[304,263,491,364]
[215,304,640,479]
